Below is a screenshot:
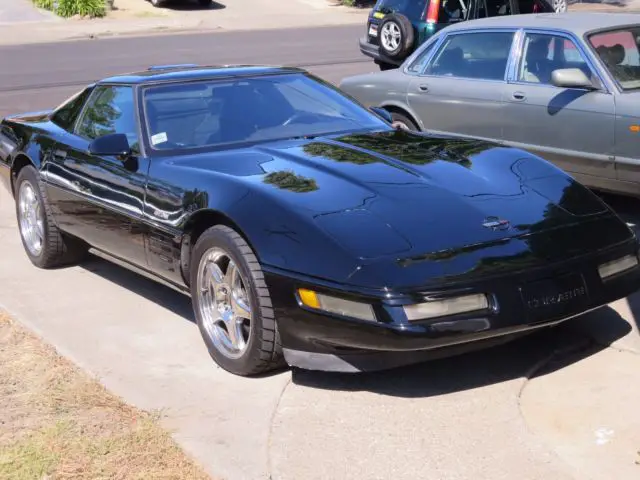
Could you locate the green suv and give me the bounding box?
[359,0,556,70]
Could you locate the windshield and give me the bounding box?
[142,73,390,151]
[588,26,640,91]
[375,0,427,19]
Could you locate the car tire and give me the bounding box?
[378,13,414,61]
[14,165,88,269]
[389,111,419,131]
[190,224,284,376]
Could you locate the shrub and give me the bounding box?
[33,0,107,18]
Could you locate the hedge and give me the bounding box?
[33,0,107,18]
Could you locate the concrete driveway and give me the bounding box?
[1,26,639,480]
[2,175,640,480]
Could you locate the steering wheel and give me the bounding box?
[282,112,318,126]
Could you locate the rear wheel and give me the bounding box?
[190,225,284,376]
[14,165,87,269]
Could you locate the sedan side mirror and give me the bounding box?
[370,106,393,124]
[551,68,596,90]
[88,133,132,158]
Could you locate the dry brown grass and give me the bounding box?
[0,312,211,480]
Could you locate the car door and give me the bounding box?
[44,84,150,266]
[587,26,640,189]
[406,28,517,142]
[501,29,616,183]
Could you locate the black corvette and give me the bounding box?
[1,64,639,376]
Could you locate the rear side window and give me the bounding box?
[374,0,428,19]
[424,31,515,80]
[50,88,92,132]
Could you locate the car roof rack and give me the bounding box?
[147,64,201,71]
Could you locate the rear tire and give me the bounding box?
[14,165,87,269]
[190,225,284,376]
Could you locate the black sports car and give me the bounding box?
[1,64,639,376]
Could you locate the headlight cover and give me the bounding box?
[598,254,638,280]
[297,288,376,322]
[403,293,489,322]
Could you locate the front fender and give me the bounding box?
[205,187,364,284]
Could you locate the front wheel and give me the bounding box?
[190,225,284,376]
[389,111,419,131]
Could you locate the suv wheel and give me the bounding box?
[552,0,567,12]
[378,13,414,61]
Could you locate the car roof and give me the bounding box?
[98,64,307,85]
[442,12,640,36]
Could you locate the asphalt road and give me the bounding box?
[0,25,372,117]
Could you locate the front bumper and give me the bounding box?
[265,237,640,372]
[358,36,402,66]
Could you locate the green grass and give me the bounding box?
[0,312,211,480]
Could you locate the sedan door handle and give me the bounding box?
[511,91,526,101]
[418,84,429,92]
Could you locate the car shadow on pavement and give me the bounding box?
[80,254,195,322]
[291,306,632,398]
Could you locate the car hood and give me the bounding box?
[174,129,620,286]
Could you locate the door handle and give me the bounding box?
[511,91,526,101]
[418,84,429,92]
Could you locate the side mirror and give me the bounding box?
[88,133,132,158]
[551,68,596,90]
[370,106,393,124]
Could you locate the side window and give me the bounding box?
[424,31,515,80]
[50,88,92,132]
[75,85,139,152]
[406,40,438,74]
[477,0,512,17]
[517,33,591,85]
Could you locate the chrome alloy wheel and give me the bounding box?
[18,181,44,257]
[381,21,401,52]
[197,248,252,359]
